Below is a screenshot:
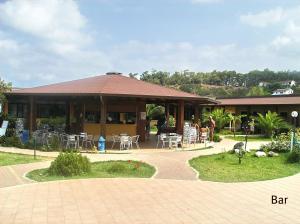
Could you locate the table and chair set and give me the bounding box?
[32,130,95,150]
[156,124,210,149]
[110,134,140,150]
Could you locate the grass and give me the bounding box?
[225,135,271,142]
[26,160,156,182]
[0,152,46,166]
[150,126,158,133]
[189,152,300,182]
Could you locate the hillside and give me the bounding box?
[136,69,300,98]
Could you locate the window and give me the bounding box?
[37,104,66,118]
[184,105,194,121]
[107,112,136,124]
[8,103,28,118]
[85,111,100,123]
[280,112,288,120]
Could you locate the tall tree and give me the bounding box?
[0,78,11,106]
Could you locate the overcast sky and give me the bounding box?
[1,0,300,87]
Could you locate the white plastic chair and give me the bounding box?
[111,135,121,149]
[169,136,179,149]
[129,135,140,149]
[66,135,79,149]
[120,136,130,150]
[82,135,94,149]
[156,133,168,148]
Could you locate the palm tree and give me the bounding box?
[228,113,246,137]
[204,108,230,131]
[255,111,290,138]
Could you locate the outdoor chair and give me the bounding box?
[156,133,168,148]
[79,132,88,146]
[129,135,140,149]
[82,134,94,149]
[120,136,130,150]
[177,134,183,148]
[111,135,121,149]
[169,136,180,149]
[66,135,79,149]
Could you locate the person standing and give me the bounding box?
[209,116,216,142]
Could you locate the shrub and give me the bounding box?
[259,133,290,153]
[287,150,300,163]
[47,135,61,151]
[48,152,91,176]
[254,111,290,137]
[0,135,23,148]
[107,163,125,173]
[213,134,222,142]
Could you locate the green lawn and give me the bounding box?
[189,152,300,182]
[0,152,46,166]
[225,135,271,142]
[27,160,156,182]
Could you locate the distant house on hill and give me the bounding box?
[258,81,270,87]
[279,80,296,87]
[272,88,294,96]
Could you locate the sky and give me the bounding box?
[1,0,300,87]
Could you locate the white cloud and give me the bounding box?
[0,0,91,55]
[241,5,300,57]
[2,1,300,87]
[240,7,284,27]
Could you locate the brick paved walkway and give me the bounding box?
[0,176,299,224]
[0,139,299,224]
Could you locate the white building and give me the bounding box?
[279,80,296,87]
[258,81,269,87]
[272,88,294,96]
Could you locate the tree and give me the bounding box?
[146,104,165,120]
[0,78,11,107]
[228,113,246,137]
[255,111,290,138]
[246,86,269,96]
[204,108,230,131]
[128,73,138,79]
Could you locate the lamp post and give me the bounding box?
[291,111,298,151]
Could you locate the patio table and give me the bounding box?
[162,133,180,149]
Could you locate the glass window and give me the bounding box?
[8,103,27,118]
[85,111,100,123]
[107,112,136,124]
[37,104,66,118]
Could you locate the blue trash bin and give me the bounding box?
[21,130,29,144]
[98,136,106,152]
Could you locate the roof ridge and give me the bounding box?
[16,74,105,91]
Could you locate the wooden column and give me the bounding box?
[100,96,107,136]
[176,100,184,134]
[65,100,71,133]
[194,104,200,125]
[28,96,36,134]
[136,100,146,142]
[165,103,170,127]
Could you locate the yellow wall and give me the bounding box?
[83,123,136,137]
[106,124,136,136]
[83,123,102,136]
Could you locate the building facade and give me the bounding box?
[4,73,216,141]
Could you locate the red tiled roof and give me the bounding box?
[10,74,216,102]
[219,96,300,105]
